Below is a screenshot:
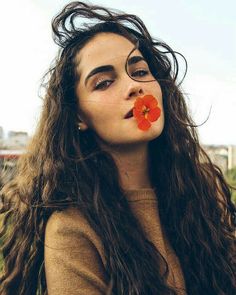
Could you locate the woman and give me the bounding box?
[0,1,235,295]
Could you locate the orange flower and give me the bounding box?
[133,95,161,131]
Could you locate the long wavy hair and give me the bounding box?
[0,2,235,295]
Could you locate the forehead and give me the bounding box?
[75,33,140,77]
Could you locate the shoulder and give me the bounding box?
[46,207,91,235]
[45,207,106,265]
[44,207,109,293]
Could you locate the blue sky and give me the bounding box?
[0,0,235,144]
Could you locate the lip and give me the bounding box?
[124,108,134,119]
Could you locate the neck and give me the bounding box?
[105,142,152,190]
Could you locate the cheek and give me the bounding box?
[150,84,163,114]
[153,84,164,122]
[79,100,114,128]
[157,86,164,111]
[149,81,162,99]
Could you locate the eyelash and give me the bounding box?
[132,69,149,77]
[94,79,114,90]
[93,69,150,91]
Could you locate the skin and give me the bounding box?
[75,33,165,189]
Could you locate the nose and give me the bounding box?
[125,81,144,100]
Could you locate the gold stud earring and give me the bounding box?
[77,122,88,132]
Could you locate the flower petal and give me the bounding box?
[134,97,144,110]
[133,108,144,119]
[138,119,151,131]
[143,95,157,109]
[147,107,161,122]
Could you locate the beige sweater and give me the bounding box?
[44,188,187,294]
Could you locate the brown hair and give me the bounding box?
[0,2,235,294]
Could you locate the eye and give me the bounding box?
[132,69,149,77]
[93,79,113,90]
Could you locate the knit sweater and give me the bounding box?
[44,188,187,294]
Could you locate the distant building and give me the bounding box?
[203,145,236,174]
[228,145,236,170]
[203,145,228,173]
[5,131,29,149]
[0,126,3,148]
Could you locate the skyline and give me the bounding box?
[0,0,235,144]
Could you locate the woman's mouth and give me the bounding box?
[124,109,134,119]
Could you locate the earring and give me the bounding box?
[77,122,88,132]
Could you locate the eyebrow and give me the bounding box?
[84,55,146,86]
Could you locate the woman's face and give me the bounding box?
[75,32,164,147]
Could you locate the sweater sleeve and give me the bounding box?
[44,208,108,295]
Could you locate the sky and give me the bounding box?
[0,0,235,145]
